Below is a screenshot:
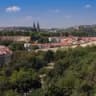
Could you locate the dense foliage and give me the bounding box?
[0,45,96,96]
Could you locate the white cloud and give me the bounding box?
[24,16,41,21]
[51,9,61,13]
[6,6,21,12]
[54,9,61,13]
[84,4,92,8]
[25,16,32,20]
[65,15,72,19]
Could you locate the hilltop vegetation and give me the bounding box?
[0,46,96,96]
[0,24,96,37]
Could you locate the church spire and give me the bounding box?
[37,21,40,32]
[33,22,37,32]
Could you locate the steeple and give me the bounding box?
[37,21,40,32]
[33,22,37,32]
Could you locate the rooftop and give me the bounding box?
[0,46,12,55]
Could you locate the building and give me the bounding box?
[24,43,32,51]
[0,46,12,67]
[48,37,61,43]
[0,36,31,42]
[32,22,41,32]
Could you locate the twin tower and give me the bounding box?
[33,22,40,32]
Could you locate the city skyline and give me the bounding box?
[0,0,96,28]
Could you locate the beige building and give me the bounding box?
[0,36,31,42]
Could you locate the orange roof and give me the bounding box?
[0,46,12,55]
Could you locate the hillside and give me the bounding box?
[0,46,96,96]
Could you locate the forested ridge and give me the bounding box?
[0,46,96,96]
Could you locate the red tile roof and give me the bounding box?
[0,46,12,55]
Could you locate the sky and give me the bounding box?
[0,0,96,28]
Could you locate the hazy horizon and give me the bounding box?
[0,0,96,28]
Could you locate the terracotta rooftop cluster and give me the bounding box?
[81,37,96,42]
[31,36,96,48]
